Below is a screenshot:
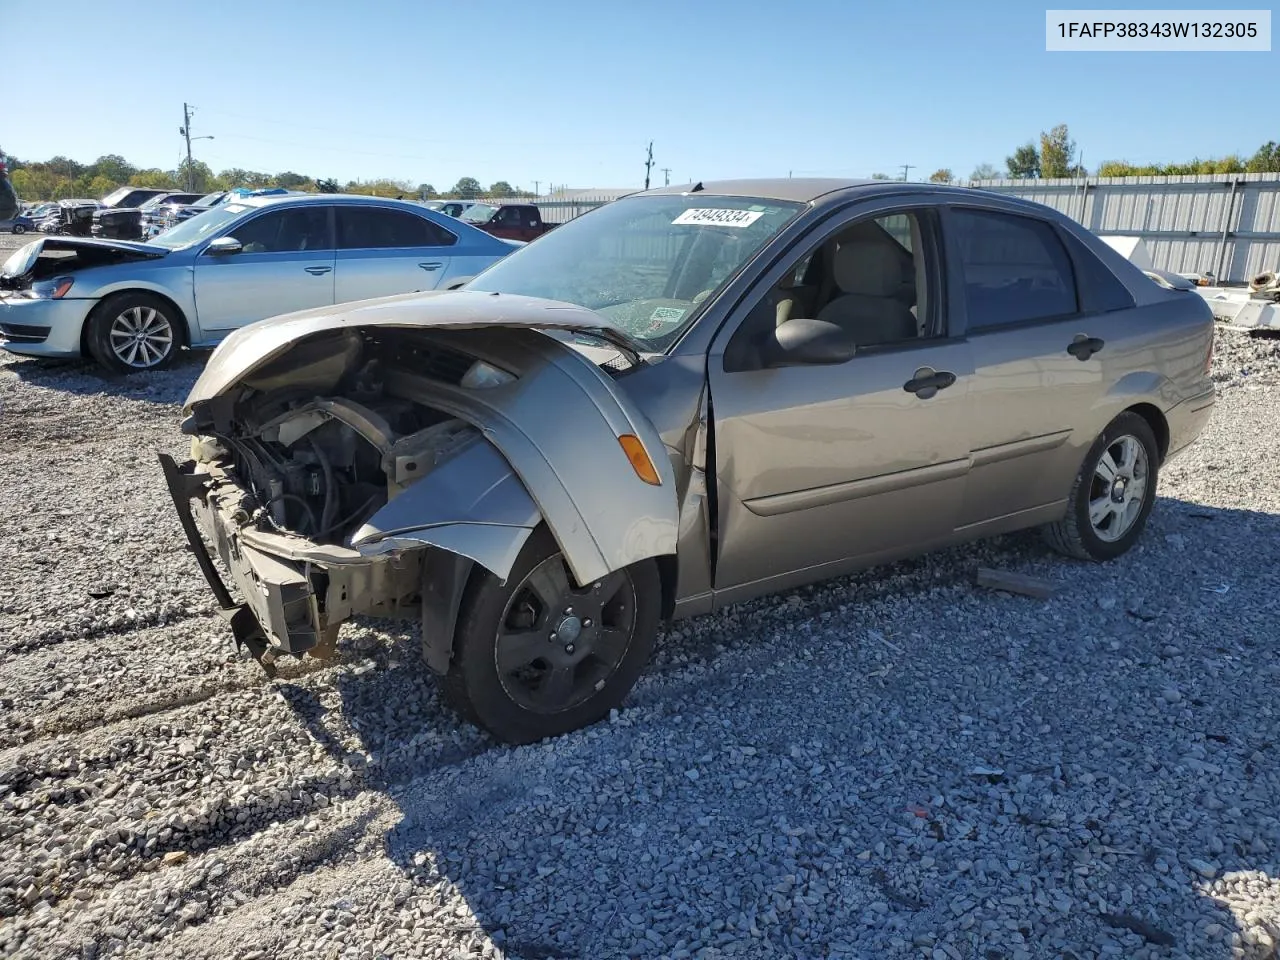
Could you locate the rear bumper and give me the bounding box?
[157,453,421,668]
[1164,386,1216,462]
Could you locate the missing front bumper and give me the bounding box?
[158,453,328,674]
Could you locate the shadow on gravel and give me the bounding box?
[1,349,205,405]
[274,496,1280,960]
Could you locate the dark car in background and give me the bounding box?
[98,187,172,210]
[458,202,556,242]
[94,191,204,241]
[144,191,232,238]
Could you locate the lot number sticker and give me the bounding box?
[650,307,686,322]
[672,208,764,228]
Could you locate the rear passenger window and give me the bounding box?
[337,207,457,249]
[951,209,1079,328]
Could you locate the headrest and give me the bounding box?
[832,241,904,298]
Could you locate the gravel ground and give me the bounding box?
[1,331,1279,960]
[0,232,34,252]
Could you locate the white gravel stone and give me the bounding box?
[2,330,1280,959]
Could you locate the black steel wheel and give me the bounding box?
[442,527,661,744]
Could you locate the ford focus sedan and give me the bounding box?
[159,178,1216,744]
[0,194,518,373]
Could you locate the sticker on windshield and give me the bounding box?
[650,307,686,323]
[672,208,764,228]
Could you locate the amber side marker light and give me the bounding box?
[618,434,661,485]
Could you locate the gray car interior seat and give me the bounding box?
[816,240,919,346]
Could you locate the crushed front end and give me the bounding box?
[159,325,535,674]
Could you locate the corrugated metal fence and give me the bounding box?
[971,173,1280,284]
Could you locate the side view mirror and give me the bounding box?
[206,236,243,256]
[761,317,856,367]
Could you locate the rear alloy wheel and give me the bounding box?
[11,224,25,235]
[86,292,180,374]
[442,527,660,744]
[1043,411,1160,561]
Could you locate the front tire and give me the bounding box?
[1043,411,1160,561]
[441,527,661,744]
[85,292,180,374]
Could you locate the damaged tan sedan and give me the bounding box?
[161,179,1216,743]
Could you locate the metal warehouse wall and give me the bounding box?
[970,173,1280,284]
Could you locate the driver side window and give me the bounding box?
[231,207,333,254]
[724,209,937,372]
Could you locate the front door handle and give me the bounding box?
[1067,335,1105,360]
[418,262,443,272]
[304,265,332,276]
[903,367,957,400]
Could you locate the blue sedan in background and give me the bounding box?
[0,194,520,373]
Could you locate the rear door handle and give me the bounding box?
[1067,335,1104,360]
[903,367,957,400]
[304,265,332,276]
[418,262,442,272]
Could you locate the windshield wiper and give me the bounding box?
[573,326,646,366]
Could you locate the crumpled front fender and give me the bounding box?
[368,327,680,588]
[350,435,541,581]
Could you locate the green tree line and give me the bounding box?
[963,125,1280,181]
[3,152,531,202]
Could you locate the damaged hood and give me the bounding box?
[0,235,168,284]
[185,290,645,409]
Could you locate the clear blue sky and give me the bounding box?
[8,0,1277,190]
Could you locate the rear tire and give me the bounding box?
[441,527,660,744]
[1042,412,1160,561]
[85,292,181,374]
[11,224,25,235]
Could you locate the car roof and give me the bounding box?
[638,177,1062,217]
[236,193,443,212]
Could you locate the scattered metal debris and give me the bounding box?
[975,567,1059,600]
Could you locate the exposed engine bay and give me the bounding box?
[0,237,167,290]
[185,327,522,547]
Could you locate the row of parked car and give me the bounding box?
[4,189,559,242]
[0,192,526,372]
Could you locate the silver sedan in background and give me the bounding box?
[0,194,520,373]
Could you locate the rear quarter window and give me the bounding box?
[950,208,1079,329]
[1054,226,1136,314]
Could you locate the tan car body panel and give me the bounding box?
[164,180,1216,670]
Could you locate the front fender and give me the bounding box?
[351,434,541,580]
[368,327,680,587]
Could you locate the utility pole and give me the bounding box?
[534,180,541,197]
[660,167,671,186]
[178,103,213,191]
[644,141,654,190]
[900,164,915,182]
[180,103,194,191]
